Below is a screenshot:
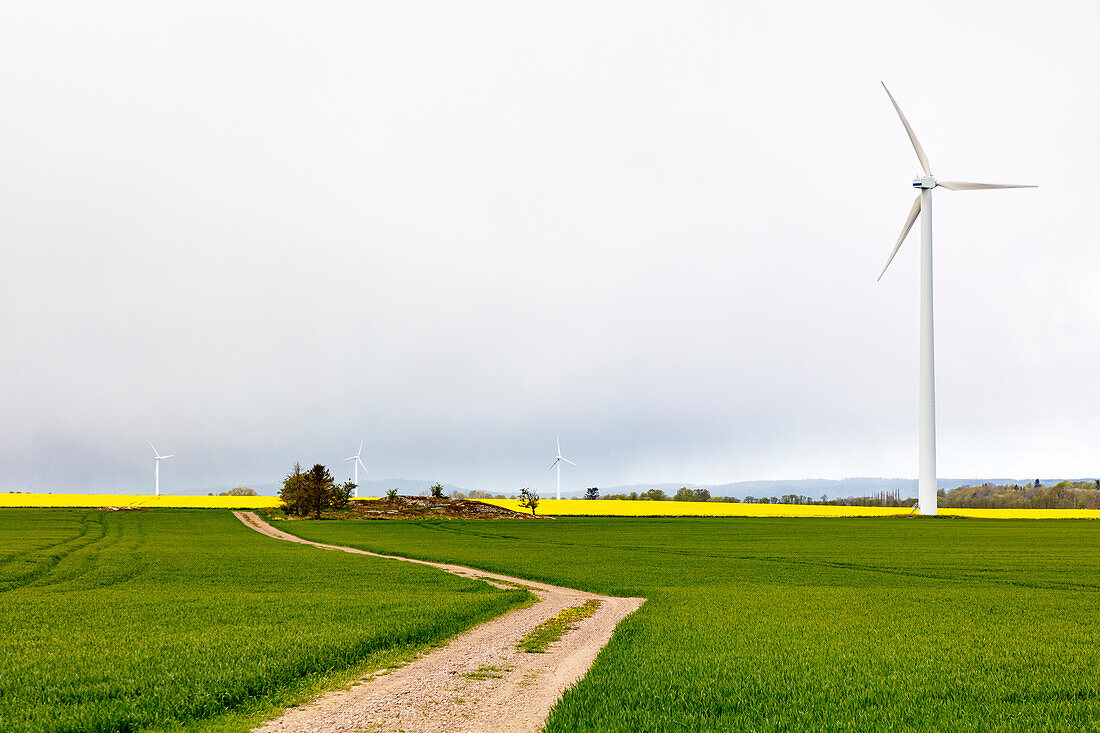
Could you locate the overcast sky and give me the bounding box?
[2,1,1097,494]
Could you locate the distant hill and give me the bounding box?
[46,476,1094,500]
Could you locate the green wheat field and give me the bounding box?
[3,509,1098,731]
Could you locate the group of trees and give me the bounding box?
[604,489,664,501]
[206,487,258,497]
[741,494,917,507]
[676,487,712,502]
[279,463,355,518]
[599,487,714,502]
[466,489,510,500]
[940,481,1100,510]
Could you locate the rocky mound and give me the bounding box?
[345,495,536,520]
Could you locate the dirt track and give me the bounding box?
[233,511,645,733]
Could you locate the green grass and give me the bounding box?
[0,509,528,733]
[517,599,601,653]
[278,516,1100,732]
[463,664,511,680]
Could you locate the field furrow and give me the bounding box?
[0,511,114,592]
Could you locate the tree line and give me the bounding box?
[578,481,1100,509]
[594,487,716,502]
[580,487,915,506]
[939,480,1100,510]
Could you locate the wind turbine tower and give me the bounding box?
[878,83,1035,516]
[548,437,576,500]
[149,443,173,496]
[343,441,368,498]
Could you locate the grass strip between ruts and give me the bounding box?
[517,599,601,653]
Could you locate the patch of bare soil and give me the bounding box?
[233,511,644,733]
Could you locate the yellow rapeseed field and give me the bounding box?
[485,499,912,517]
[485,499,1098,519]
[1,494,1094,518]
[937,508,1099,519]
[0,494,284,509]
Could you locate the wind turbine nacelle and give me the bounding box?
[912,176,936,189]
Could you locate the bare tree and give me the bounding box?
[519,488,540,516]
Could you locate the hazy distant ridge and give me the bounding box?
[87,477,1089,499]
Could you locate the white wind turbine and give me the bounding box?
[548,436,576,500]
[343,441,368,498]
[878,83,1036,516]
[149,443,173,496]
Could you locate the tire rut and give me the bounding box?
[0,511,108,592]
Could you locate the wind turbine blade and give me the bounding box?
[149,442,159,457]
[937,181,1037,191]
[882,83,931,176]
[357,457,368,473]
[878,195,921,281]
[556,436,561,456]
[562,458,577,466]
[357,440,363,457]
[344,456,356,461]
[549,459,559,471]
[161,455,173,459]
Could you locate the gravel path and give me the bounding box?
[233,511,645,733]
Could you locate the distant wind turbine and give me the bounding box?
[149,443,173,496]
[548,437,576,500]
[878,83,1036,516]
[343,441,368,498]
